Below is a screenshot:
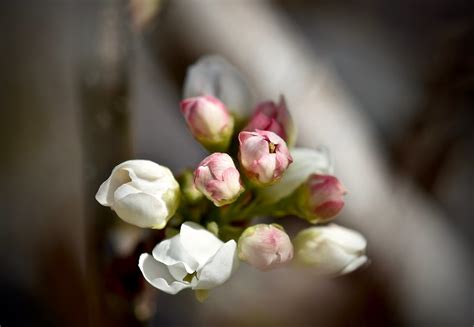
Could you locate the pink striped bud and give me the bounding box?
[238,224,294,271]
[238,130,293,185]
[244,95,295,146]
[194,153,244,207]
[296,174,346,223]
[180,95,234,152]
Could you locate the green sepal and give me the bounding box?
[194,289,209,303]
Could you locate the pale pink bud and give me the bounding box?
[180,95,234,151]
[296,174,346,223]
[238,224,294,271]
[244,95,295,146]
[194,153,244,206]
[238,130,293,185]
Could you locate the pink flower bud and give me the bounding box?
[238,130,293,185]
[296,174,346,223]
[238,224,294,271]
[244,95,295,146]
[180,95,234,151]
[194,153,244,207]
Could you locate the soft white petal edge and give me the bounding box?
[195,240,239,290]
[95,178,111,206]
[152,235,198,274]
[138,253,191,294]
[340,255,368,275]
[180,222,224,268]
[321,224,367,253]
[113,191,168,229]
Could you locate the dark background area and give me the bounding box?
[0,0,472,326]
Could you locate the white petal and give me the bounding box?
[240,135,268,168]
[340,255,368,275]
[194,240,239,290]
[167,263,190,281]
[301,238,357,275]
[96,167,131,206]
[95,178,111,206]
[321,224,367,253]
[259,147,334,203]
[124,164,177,196]
[122,160,171,180]
[183,55,254,118]
[180,222,223,268]
[152,235,199,274]
[256,154,277,184]
[138,253,191,294]
[113,186,168,228]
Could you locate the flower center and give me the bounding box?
[268,142,277,153]
[183,271,198,283]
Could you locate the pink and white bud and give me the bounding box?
[180,95,234,151]
[244,95,296,146]
[194,153,244,207]
[238,224,294,271]
[238,130,293,185]
[296,174,346,223]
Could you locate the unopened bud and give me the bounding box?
[95,160,180,229]
[238,130,293,186]
[238,224,294,271]
[295,174,346,223]
[194,153,244,207]
[293,224,368,275]
[180,95,234,152]
[244,95,296,146]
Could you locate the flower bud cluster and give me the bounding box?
[94,55,368,300]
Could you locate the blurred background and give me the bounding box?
[0,0,473,326]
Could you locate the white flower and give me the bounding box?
[95,160,180,229]
[139,222,239,294]
[293,224,368,275]
[183,55,254,120]
[259,147,334,203]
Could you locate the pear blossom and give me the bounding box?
[244,95,296,146]
[139,222,239,294]
[180,95,234,151]
[238,224,293,271]
[238,130,293,185]
[96,160,180,229]
[194,153,244,206]
[295,174,346,223]
[293,224,368,275]
[183,55,254,120]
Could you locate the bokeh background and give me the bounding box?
[1,0,473,326]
